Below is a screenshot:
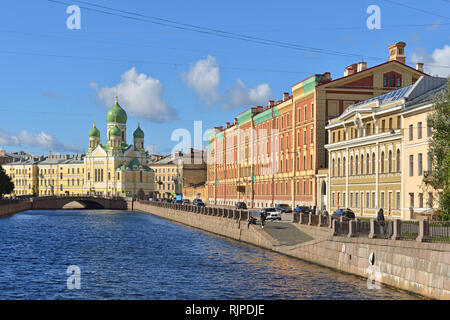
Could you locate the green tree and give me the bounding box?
[426,78,450,220]
[0,165,14,199]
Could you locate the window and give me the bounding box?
[380,152,384,173]
[310,128,314,144]
[350,193,353,208]
[372,153,376,174]
[343,192,346,207]
[381,120,386,132]
[360,155,364,175]
[366,123,371,135]
[372,191,376,209]
[355,192,359,208]
[409,125,413,140]
[390,74,395,87]
[311,103,314,118]
[397,149,401,172]
[427,125,432,137]
[350,156,353,175]
[380,192,385,209]
[366,192,370,209]
[428,192,433,208]
[388,150,392,173]
[397,116,401,129]
[337,158,341,177]
[332,159,335,177]
[355,155,359,175]
[343,157,346,176]
[366,153,370,174]
[409,155,414,176]
[418,122,422,139]
[409,193,414,208]
[396,192,401,210]
[419,193,423,208]
[418,153,423,176]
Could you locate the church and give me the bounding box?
[85,95,155,197]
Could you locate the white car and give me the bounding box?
[262,208,281,221]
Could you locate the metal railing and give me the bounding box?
[400,220,419,240]
[429,221,450,242]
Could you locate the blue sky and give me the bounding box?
[0,0,449,155]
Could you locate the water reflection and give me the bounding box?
[0,210,417,300]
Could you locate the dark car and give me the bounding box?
[275,204,292,213]
[235,202,247,209]
[193,199,205,206]
[294,206,310,214]
[182,199,190,205]
[332,208,355,219]
[175,199,183,204]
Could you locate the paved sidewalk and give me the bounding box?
[259,221,314,246]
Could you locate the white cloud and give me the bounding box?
[145,144,160,154]
[411,44,450,77]
[90,67,178,123]
[180,55,221,104]
[0,129,82,153]
[222,79,272,109]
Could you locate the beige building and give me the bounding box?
[325,76,447,219]
[402,81,446,219]
[150,149,206,199]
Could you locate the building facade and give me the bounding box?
[325,76,446,219]
[3,97,155,198]
[206,42,426,209]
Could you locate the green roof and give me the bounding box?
[89,125,100,138]
[129,157,141,168]
[133,125,144,139]
[106,100,127,124]
[109,125,121,137]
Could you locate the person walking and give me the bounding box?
[377,208,385,236]
[323,206,329,225]
[260,210,267,228]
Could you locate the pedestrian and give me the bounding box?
[377,208,385,236]
[260,210,266,228]
[313,206,317,215]
[323,206,329,225]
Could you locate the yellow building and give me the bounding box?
[325,76,447,219]
[402,79,447,219]
[150,149,206,199]
[4,96,155,198]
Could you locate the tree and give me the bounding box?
[426,78,450,220]
[0,165,14,199]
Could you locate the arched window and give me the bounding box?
[337,158,341,177]
[381,151,385,173]
[355,155,359,175]
[332,158,335,177]
[350,156,353,176]
[366,153,370,175]
[372,152,376,174]
[343,157,346,176]
[361,155,364,175]
[396,149,401,172]
[388,150,393,173]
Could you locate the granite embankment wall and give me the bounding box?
[0,201,32,217]
[130,201,450,300]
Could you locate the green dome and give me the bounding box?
[133,125,144,139]
[89,125,100,138]
[109,125,121,137]
[106,100,127,124]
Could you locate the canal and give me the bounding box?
[0,209,418,299]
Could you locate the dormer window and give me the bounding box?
[384,72,402,88]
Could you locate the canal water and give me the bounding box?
[0,209,417,299]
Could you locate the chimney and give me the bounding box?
[323,72,331,81]
[283,92,290,101]
[226,122,231,128]
[357,62,367,72]
[388,41,406,64]
[344,64,358,76]
[416,62,424,72]
[268,100,275,108]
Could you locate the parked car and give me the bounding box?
[175,199,183,204]
[193,199,205,206]
[275,204,292,213]
[261,208,281,221]
[332,208,355,219]
[182,199,190,205]
[294,206,310,214]
[235,202,247,209]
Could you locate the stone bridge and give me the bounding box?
[30,196,127,210]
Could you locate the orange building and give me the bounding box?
[206,42,427,209]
